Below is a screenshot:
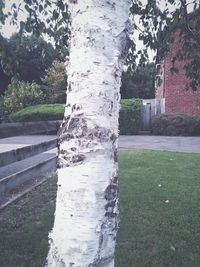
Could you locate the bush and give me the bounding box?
[9,104,65,122]
[41,60,67,104]
[152,113,200,136]
[119,99,142,135]
[1,81,44,115]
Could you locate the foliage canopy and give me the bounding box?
[1,33,57,83]
[0,0,200,90]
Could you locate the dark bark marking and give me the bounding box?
[114,149,118,162]
[105,183,117,201]
[58,153,86,168]
[110,133,117,141]
[105,211,116,218]
[104,177,118,219]
[105,199,116,210]
[113,176,118,185]
[58,116,88,144]
[68,0,77,4]
[91,126,111,141]
[68,82,72,92]
[58,115,115,144]
[72,154,86,163]
[72,104,81,112]
[57,115,118,168]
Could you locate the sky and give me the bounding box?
[1,0,25,38]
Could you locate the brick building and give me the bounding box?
[155,31,200,117]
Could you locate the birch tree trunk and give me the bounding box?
[46,0,131,266]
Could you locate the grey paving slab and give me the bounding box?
[119,135,200,153]
[0,135,57,153]
[0,134,199,156]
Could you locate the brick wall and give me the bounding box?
[156,32,200,116]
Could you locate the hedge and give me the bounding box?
[9,104,65,122]
[9,100,143,135]
[152,113,200,136]
[119,99,142,135]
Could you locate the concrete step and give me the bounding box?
[0,121,61,139]
[0,135,57,167]
[0,148,57,197]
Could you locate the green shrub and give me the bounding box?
[41,60,67,104]
[9,104,65,122]
[152,113,200,136]
[1,81,44,115]
[119,99,142,135]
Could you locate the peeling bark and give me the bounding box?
[46,0,131,266]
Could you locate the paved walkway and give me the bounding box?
[119,135,200,153]
[0,135,200,154]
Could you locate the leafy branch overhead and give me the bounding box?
[1,0,71,51]
[129,0,200,90]
[0,0,200,90]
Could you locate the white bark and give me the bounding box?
[46,0,131,266]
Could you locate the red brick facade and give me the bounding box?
[155,33,200,116]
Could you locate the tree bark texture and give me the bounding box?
[46,0,131,266]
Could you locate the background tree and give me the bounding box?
[41,60,67,103]
[121,63,156,99]
[1,33,57,83]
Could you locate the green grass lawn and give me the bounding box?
[0,151,200,267]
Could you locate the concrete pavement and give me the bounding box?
[119,135,200,153]
[0,135,200,154]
